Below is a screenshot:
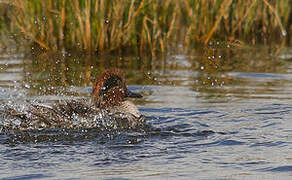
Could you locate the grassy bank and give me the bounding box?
[0,0,291,55]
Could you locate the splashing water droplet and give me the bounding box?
[281,30,287,36]
[24,84,30,89]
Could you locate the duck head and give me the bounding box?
[92,68,142,108]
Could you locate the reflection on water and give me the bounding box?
[0,45,292,179]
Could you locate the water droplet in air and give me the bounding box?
[281,30,287,36]
[200,66,204,70]
[24,84,30,89]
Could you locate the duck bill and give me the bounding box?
[125,89,143,98]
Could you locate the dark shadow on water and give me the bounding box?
[0,122,218,145]
[256,165,292,173]
[2,174,52,180]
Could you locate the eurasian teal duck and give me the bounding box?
[0,68,146,131]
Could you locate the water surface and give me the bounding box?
[0,45,292,179]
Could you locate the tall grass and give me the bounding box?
[0,0,291,55]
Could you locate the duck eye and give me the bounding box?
[101,75,123,95]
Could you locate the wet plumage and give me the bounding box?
[0,68,146,131]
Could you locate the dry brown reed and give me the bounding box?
[0,0,290,55]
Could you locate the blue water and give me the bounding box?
[1,47,292,179]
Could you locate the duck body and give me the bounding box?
[0,68,146,131]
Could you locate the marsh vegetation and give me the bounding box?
[0,0,291,56]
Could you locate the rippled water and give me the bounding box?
[1,46,292,179]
